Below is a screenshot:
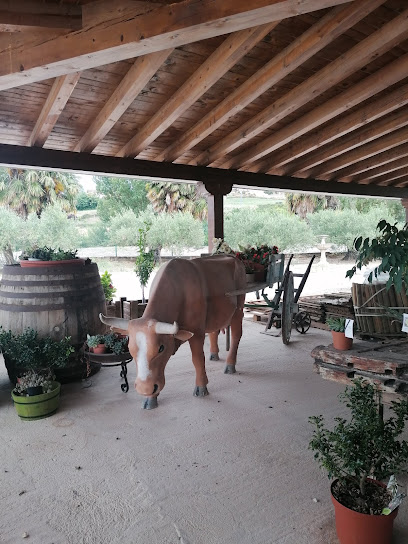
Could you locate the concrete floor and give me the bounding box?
[1,321,407,544]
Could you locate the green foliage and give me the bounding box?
[95,176,149,221]
[338,197,406,223]
[307,206,398,251]
[224,206,314,251]
[346,220,408,294]
[20,246,78,261]
[86,333,128,354]
[108,208,155,246]
[146,181,207,220]
[134,223,156,303]
[309,379,408,503]
[326,316,347,332]
[147,212,205,255]
[76,191,98,211]
[23,205,80,250]
[285,193,339,219]
[77,222,110,247]
[0,327,74,373]
[100,270,116,302]
[0,206,25,263]
[86,334,105,348]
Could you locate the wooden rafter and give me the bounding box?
[306,125,408,180]
[0,11,82,32]
[262,81,408,175]
[28,72,81,148]
[156,0,381,163]
[349,157,408,184]
[117,23,276,158]
[75,49,174,153]
[336,143,408,182]
[374,167,408,187]
[207,7,408,169]
[0,0,352,91]
[286,106,408,177]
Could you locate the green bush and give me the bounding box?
[76,191,98,211]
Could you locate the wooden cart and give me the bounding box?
[227,254,315,344]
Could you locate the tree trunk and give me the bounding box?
[2,245,15,264]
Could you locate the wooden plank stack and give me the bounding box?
[312,340,408,403]
[298,292,355,330]
[105,297,147,319]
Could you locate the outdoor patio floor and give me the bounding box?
[1,321,407,544]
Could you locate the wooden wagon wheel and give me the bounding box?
[281,271,294,345]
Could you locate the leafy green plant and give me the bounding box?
[14,369,55,395]
[134,223,156,304]
[100,271,116,302]
[326,316,347,332]
[20,246,78,261]
[309,379,408,514]
[346,220,408,294]
[86,334,104,348]
[86,333,128,354]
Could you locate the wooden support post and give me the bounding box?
[202,181,233,253]
[402,198,408,223]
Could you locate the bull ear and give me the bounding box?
[175,330,194,341]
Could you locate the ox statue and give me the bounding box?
[99,255,246,409]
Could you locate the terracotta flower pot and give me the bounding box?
[91,344,106,354]
[331,480,398,544]
[331,330,353,350]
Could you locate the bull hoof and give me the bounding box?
[210,353,219,361]
[224,364,236,374]
[142,396,158,410]
[193,386,209,397]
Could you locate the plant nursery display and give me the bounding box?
[309,379,408,544]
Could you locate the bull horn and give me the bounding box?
[155,321,179,335]
[99,313,129,331]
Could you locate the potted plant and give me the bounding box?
[309,379,408,544]
[86,334,106,354]
[326,316,353,350]
[19,246,84,267]
[0,327,74,420]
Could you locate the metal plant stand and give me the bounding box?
[85,351,133,392]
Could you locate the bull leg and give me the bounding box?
[209,330,220,361]
[224,308,244,375]
[189,335,209,397]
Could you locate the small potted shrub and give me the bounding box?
[0,327,74,420]
[19,246,84,267]
[86,334,106,354]
[309,379,408,544]
[326,316,353,350]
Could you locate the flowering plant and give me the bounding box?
[212,238,235,255]
[100,270,116,302]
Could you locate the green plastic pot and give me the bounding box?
[11,381,61,420]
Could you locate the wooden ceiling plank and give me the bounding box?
[283,105,408,177]
[375,167,408,186]
[257,72,408,174]
[207,7,408,169]
[0,0,352,91]
[75,49,173,153]
[28,72,81,148]
[306,125,408,179]
[117,23,275,158]
[156,0,383,163]
[1,142,407,199]
[348,156,408,184]
[329,142,408,181]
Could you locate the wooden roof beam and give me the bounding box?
[117,23,275,158]
[210,7,408,169]
[156,0,383,163]
[306,125,408,180]
[28,72,81,148]
[284,106,408,177]
[0,11,82,32]
[75,49,173,154]
[255,68,408,175]
[375,167,408,187]
[1,143,407,199]
[327,142,408,182]
[349,157,408,184]
[0,0,352,91]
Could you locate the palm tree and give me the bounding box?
[0,168,79,219]
[285,192,338,220]
[146,181,207,220]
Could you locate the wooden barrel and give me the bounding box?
[0,262,106,346]
[351,282,408,336]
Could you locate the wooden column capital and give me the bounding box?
[203,181,233,196]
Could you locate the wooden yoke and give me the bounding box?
[199,180,233,253]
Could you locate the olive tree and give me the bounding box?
[0,207,25,263]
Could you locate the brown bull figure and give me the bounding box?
[99,255,246,409]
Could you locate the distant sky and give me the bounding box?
[77,174,96,192]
